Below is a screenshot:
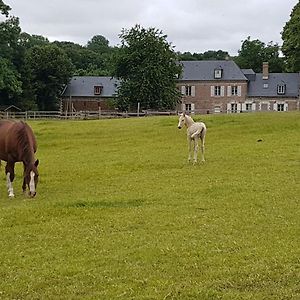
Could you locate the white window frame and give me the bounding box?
[231,86,238,96]
[277,84,286,95]
[214,86,221,96]
[181,85,195,97]
[245,103,253,111]
[214,69,223,79]
[231,103,238,113]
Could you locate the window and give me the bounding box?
[185,86,192,96]
[214,69,223,79]
[231,103,237,113]
[263,83,269,89]
[214,106,221,113]
[181,85,195,96]
[246,103,252,111]
[214,86,221,96]
[94,85,103,95]
[277,84,286,95]
[231,86,238,96]
[277,103,284,111]
[185,103,192,111]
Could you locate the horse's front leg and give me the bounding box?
[5,162,15,198]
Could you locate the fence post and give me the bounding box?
[137,102,140,117]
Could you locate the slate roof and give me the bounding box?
[247,73,300,98]
[62,76,119,97]
[179,60,248,81]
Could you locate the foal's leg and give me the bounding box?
[5,162,15,198]
[200,129,206,162]
[193,137,199,163]
[187,136,192,162]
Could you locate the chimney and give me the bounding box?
[262,62,269,80]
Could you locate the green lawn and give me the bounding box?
[0,112,299,299]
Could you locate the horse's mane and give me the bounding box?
[15,121,35,163]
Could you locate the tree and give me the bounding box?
[178,50,229,61]
[86,35,110,53]
[0,1,23,105]
[235,36,284,72]
[113,25,182,111]
[281,1,300,72]
[0,0,10,16]
[24,45,74,110]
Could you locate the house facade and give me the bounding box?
[177,61,300,113]
[244,62,300,112]
[61,76,119,112]
[61,61,300,113]
[177,60,249,114]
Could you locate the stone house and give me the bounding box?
[61,76,119,112]
[178,61,300,113]
[178,60,249,114]
[244,62,300,112]
[61,61,300,113]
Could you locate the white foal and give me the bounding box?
[178,112,206,163]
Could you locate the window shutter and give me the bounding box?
[227,86,231,97]
[226,103,231,113]
[241,103,246,112]
[273,103,277,111]
[237,86,242,97]
[221,86,225,97]
[181,86,185,95]
[191,103,195,112]
[252,103,256,111]
[191,86,195,97]
[284,103,288,111]
[211,86,214,97]
[237,103,241,112]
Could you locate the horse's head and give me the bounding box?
[178,112,186,129]
[24,159,39,197]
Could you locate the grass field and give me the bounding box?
[0,112,299,299]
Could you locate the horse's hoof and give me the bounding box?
[9,194,14,198]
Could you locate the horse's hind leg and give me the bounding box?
[200,129,206,162]
[187,136,192,162]
[193,137,199,163]
[5,162,15,198]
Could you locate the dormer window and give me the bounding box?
[277,84,286,95]
[94,85,103,95]
[214,68,223,79]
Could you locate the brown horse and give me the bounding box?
[0,120,39,198]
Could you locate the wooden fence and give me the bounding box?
[0,110,179,120]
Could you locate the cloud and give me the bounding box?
[5,0,298,55]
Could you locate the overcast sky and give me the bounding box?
[4,0,298,55]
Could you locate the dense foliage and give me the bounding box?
[234,37,285,73]
[113,25,182,111]
[282,0,300,72]
[0,0,297,111]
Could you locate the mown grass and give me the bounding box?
[0,112,299,299]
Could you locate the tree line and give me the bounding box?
[0,0,299,111]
